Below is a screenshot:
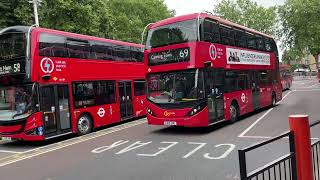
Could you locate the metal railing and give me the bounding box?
[310,120,320,180]
[239,131,297,180]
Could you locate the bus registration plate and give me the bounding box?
[2,137,12,141]
[164,121,177,126]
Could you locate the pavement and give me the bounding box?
[0,77,319,180]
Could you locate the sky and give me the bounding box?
[164,0,285,16]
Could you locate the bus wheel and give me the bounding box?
[230,102,239,123]
[77,114,93,135]
[271,93,276,107]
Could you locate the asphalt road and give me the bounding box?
[0,77,319,180]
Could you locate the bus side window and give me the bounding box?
[202,19,220,43]
[234,28,247,48]
[247,33,256,50]
[67,38,91,59]
[220,25,235,46]
[134,80,146,96]
[39,33,68,58]
[256,36,265,51]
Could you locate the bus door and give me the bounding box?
[118,81,133,119]
[40,85,71,137]
[251,71,260,110]
[205,68,225,124]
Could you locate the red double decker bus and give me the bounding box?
[0,26,146,141]
[280,64,292,90]
[145,13,282,127]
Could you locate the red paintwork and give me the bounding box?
[0,27,146,141]
[288,115,314,180]
[147,102,209,127]
[0,125,21,133]
[146,15,282,127]
[280,64,293,90]
[0,112,45,141]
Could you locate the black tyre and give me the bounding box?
[230,102,239,123]
[271,93,276,107]
[77,114,93,135]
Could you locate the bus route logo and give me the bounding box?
[164,111,175,117]
[209,44,217,60]
[97,108,106,118]
[40,57,55,74]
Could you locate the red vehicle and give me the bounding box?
[280,64,293,90]
[0,26,146,141]
[144,13,282,127]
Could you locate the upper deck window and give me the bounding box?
[0,33,26,61]
[146,19,198,49]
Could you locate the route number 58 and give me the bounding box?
[14,63,20,72]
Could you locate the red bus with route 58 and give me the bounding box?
[0,26,146,141]
[144,13,282,127]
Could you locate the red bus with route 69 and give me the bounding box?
[0,26,146,141]
[144,13,282,127]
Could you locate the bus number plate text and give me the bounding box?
[164,121,177,126]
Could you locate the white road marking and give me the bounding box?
[0,119,147,167]
[115,141,152,155]
[182,142,207,159]
[238,91,292,138]
[238,108,273,138]
[203,144,236,160]
[308,83,318,88]
[0,150,24,154]
[137,141,178,157]
[91,140,129,154]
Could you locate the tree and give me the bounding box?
[213,0,278,36]
[278,0,320,62]
[107,0,174,43]
[0,0,173,43]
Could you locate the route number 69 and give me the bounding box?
[179,49,189,58]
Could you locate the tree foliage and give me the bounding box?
[278,0,320,58]
[213,0,277,36]
[0,0,173,43]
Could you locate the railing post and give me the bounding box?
[238,149,247,180]
[289,115,314,180]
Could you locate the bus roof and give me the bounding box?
[0,26,143,48]
[149,13,273,39]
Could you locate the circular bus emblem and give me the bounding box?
[40,57,54,74]
[97,108,106,118]
[209,44,217,60]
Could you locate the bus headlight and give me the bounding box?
[147,107,155,116]
[185,101,207,117]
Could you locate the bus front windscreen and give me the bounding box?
[147,69,205,104]
[145,19,198,49]
[0,84,38,121]
[0,33,26,61]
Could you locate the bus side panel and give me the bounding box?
[73,103,121,130]
[260,85,273,108]
[224,89,252,120]
[133,95,146,117]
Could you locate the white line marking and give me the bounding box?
[308,84,318,88]
[0,150,24,154]
[239,135,272,139]
[238,91,292,138]
[182,142,207,159]
[0,119,147,167]
[276,91,292,105]
[238,108,273,137]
